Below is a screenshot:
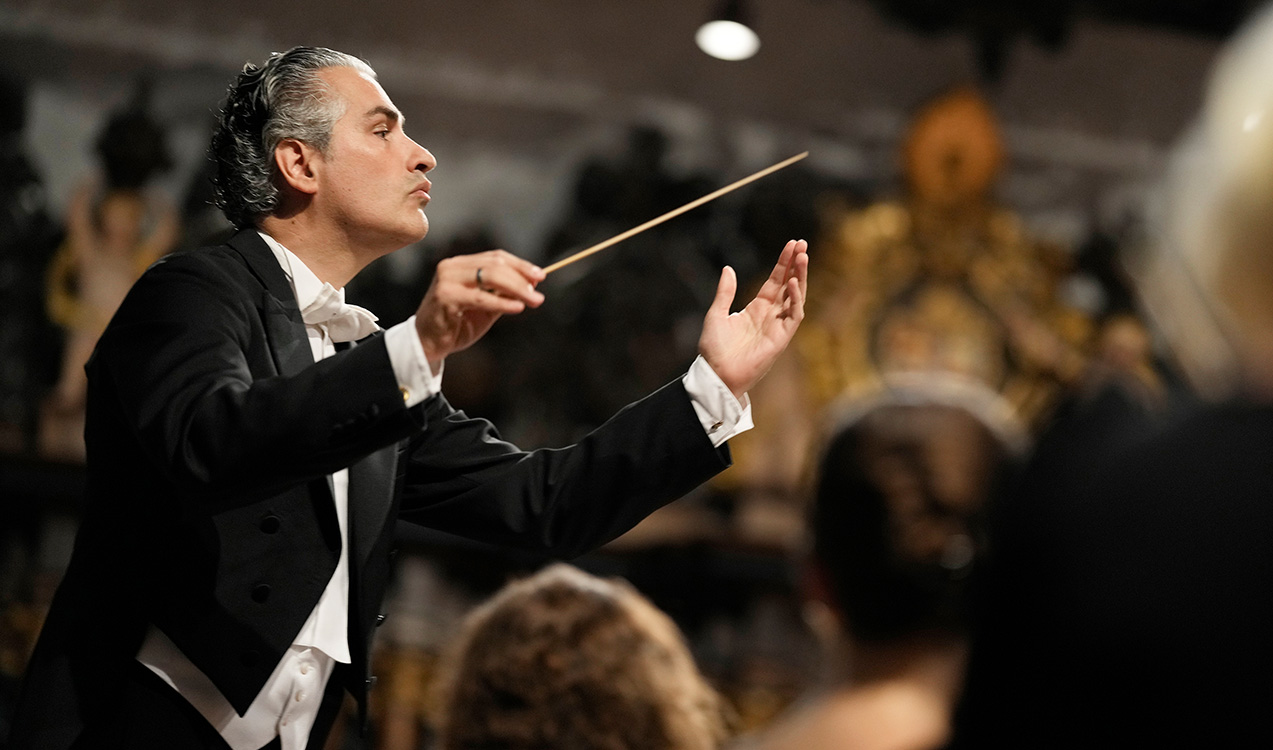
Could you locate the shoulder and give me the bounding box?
[124,231,274,310]
[108,241,265,336]
[142,242,255,289]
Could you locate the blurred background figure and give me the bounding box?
[722,86,1110,548]
[952,4,1273,747]
[38,80,178,462]
[430,563,733,750]
[735,375,1022,750]
[529,126,724,446]
[0,75,61,457]
[0,75,67,745]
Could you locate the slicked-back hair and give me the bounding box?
[210,46,375,228]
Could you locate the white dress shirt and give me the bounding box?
[137,232,752,749]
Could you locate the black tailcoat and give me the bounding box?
[12,229,728,748]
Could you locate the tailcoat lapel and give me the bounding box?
[226,230,399,564]
[226,230,315,379]
[226,230,342,525]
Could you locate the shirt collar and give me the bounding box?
[258,231,338,312]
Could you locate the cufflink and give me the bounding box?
[400,387,410,403]
[709,420,723,433]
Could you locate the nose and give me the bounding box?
[413,144,436,175]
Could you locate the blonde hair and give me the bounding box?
[431,564,731,750]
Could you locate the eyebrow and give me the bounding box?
[365,105,404,126]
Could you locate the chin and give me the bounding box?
[396,217,430,246]
[407,211,429,242]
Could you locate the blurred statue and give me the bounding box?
[0,75,62,454]
[721,88,1126,537]
[39,82,178,461]
[804,87,1093,421]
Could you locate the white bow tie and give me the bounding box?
[300,283,380,343]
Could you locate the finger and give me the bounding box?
[785,239,809,280]
[793,241,809,292]
[776,241,808,302]
[474,261,546,307]
[780,239,799,280]
[784,276,805,322]
[708,265,738,320]
[458,286,528,316]
[761,240,799,297]
[485,249,546,285]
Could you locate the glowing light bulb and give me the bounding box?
[696,19,760,61]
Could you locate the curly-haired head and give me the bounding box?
[432,564,731,750]
[210,46,374,228]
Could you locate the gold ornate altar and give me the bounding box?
[722,88,1096,535]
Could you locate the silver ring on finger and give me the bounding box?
[475,267,493,293]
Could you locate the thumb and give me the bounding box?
[708,265,737,320]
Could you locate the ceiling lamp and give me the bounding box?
[696,0,760,61]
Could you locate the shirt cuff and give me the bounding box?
[384,316,443,407]
[683,355,753,448]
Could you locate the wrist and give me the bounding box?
[414,324,447,371]
[419,341,446,373]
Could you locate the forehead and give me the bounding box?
[318,65,399,121]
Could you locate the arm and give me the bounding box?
[392,239,808,556]
[93,251,420,503]
[396,379,730,558]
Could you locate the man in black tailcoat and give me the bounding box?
[11,46,809,750]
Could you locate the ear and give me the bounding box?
[273,138,321,196]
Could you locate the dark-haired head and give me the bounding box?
[811,378,1023,642]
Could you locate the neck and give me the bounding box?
[258,214,371,288]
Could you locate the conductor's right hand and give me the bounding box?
[415,250,546,370]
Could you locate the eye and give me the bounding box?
[374,128,390,140]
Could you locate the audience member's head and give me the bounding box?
[1141,3,1273,398]
[431,563,731,750]
[734,376,1023,750]
[810,375,1024,645]
[948,10,1273,748]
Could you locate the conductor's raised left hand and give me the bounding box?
[699,239,809,400]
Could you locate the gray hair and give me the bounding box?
[210,46,375,228]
